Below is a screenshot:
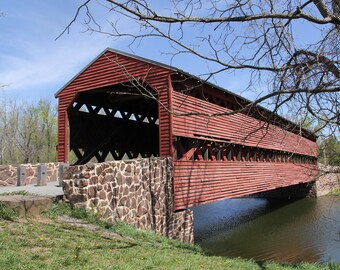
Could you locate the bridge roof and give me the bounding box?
[55,48,316,141]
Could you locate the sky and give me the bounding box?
[0,1,112,101]
[0,0,256,104]
[0,1,321,105]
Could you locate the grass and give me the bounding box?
[0,190,29,196]
[0,202,17,221]
[329,188,340,196]
[0,202,339,270]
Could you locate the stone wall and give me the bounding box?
[315,165,340,196]
[0,163,60,186]
[63,157,194,243]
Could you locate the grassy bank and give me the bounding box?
[0,202,339,270]
[329,188,340,196]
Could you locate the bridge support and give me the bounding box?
[62,157,194,243]
[255,181,317,199]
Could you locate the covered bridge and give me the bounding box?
[56,48,318,211]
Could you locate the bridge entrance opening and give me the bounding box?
[67,82,159,165]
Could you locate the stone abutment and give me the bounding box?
[62,157,194,243]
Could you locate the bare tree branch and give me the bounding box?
[105,0,339,25]
[64,0,339,138]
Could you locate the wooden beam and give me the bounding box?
[179,140,202,161]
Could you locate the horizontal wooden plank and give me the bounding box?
[173,160,317,210]
[172,92,317,157]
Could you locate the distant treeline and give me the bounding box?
[0,99,57,164]
[318,136,340,166]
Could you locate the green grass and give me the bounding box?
[329,188,340,196]
[0,202,17,221]
[0,202,339,270]
[0,190,29,196]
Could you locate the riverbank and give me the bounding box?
[0,202,339,270]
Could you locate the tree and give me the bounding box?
[67,0,339,137]
[35,100,58,162]
[318,136,340,165]
[0,99,20,164]
[298,116,339,166]
[16,100,58,164]
[0,98,57,165]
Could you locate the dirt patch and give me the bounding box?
[57,215,133,241]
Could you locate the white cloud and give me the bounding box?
[0,1,142,100]
[0,37,112,99]
[3,38,103,84]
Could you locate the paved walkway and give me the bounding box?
[0,181,63,198]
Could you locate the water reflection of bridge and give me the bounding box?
[56,48,318,211]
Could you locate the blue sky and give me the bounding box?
[0,1,112,101]
[0,1,321,105]
[0,0,254,104]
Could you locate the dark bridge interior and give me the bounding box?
[67,83,159,165]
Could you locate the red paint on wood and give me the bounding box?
[171,92,317,157]
[173,160,317,210]
[57,49,174,162]
[56,49,318,211]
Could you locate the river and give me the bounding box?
[194,196,340,263]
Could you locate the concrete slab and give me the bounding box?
[0,195,52,218]
[0,181,63,198]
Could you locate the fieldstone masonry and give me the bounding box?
[0,165,17,186]
[315,165,340,196]
[63,157,194,243]
[0,163,60,186]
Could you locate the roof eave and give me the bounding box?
[54,47,179,98]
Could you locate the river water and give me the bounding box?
[194,197,340,263]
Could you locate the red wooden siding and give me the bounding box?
[173,160,317,210]
[57,100,68,162]
[157,75,173,157]
[57,49,318,212]
[57,50,174,162]
[171,91,317,157]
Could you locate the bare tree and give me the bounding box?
[65,0,339,137]
[0,97,57,165]
[36,100,58,162]
[0,99,20,164]
[16,101,58,164]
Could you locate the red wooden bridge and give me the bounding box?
[56,48,318,211]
